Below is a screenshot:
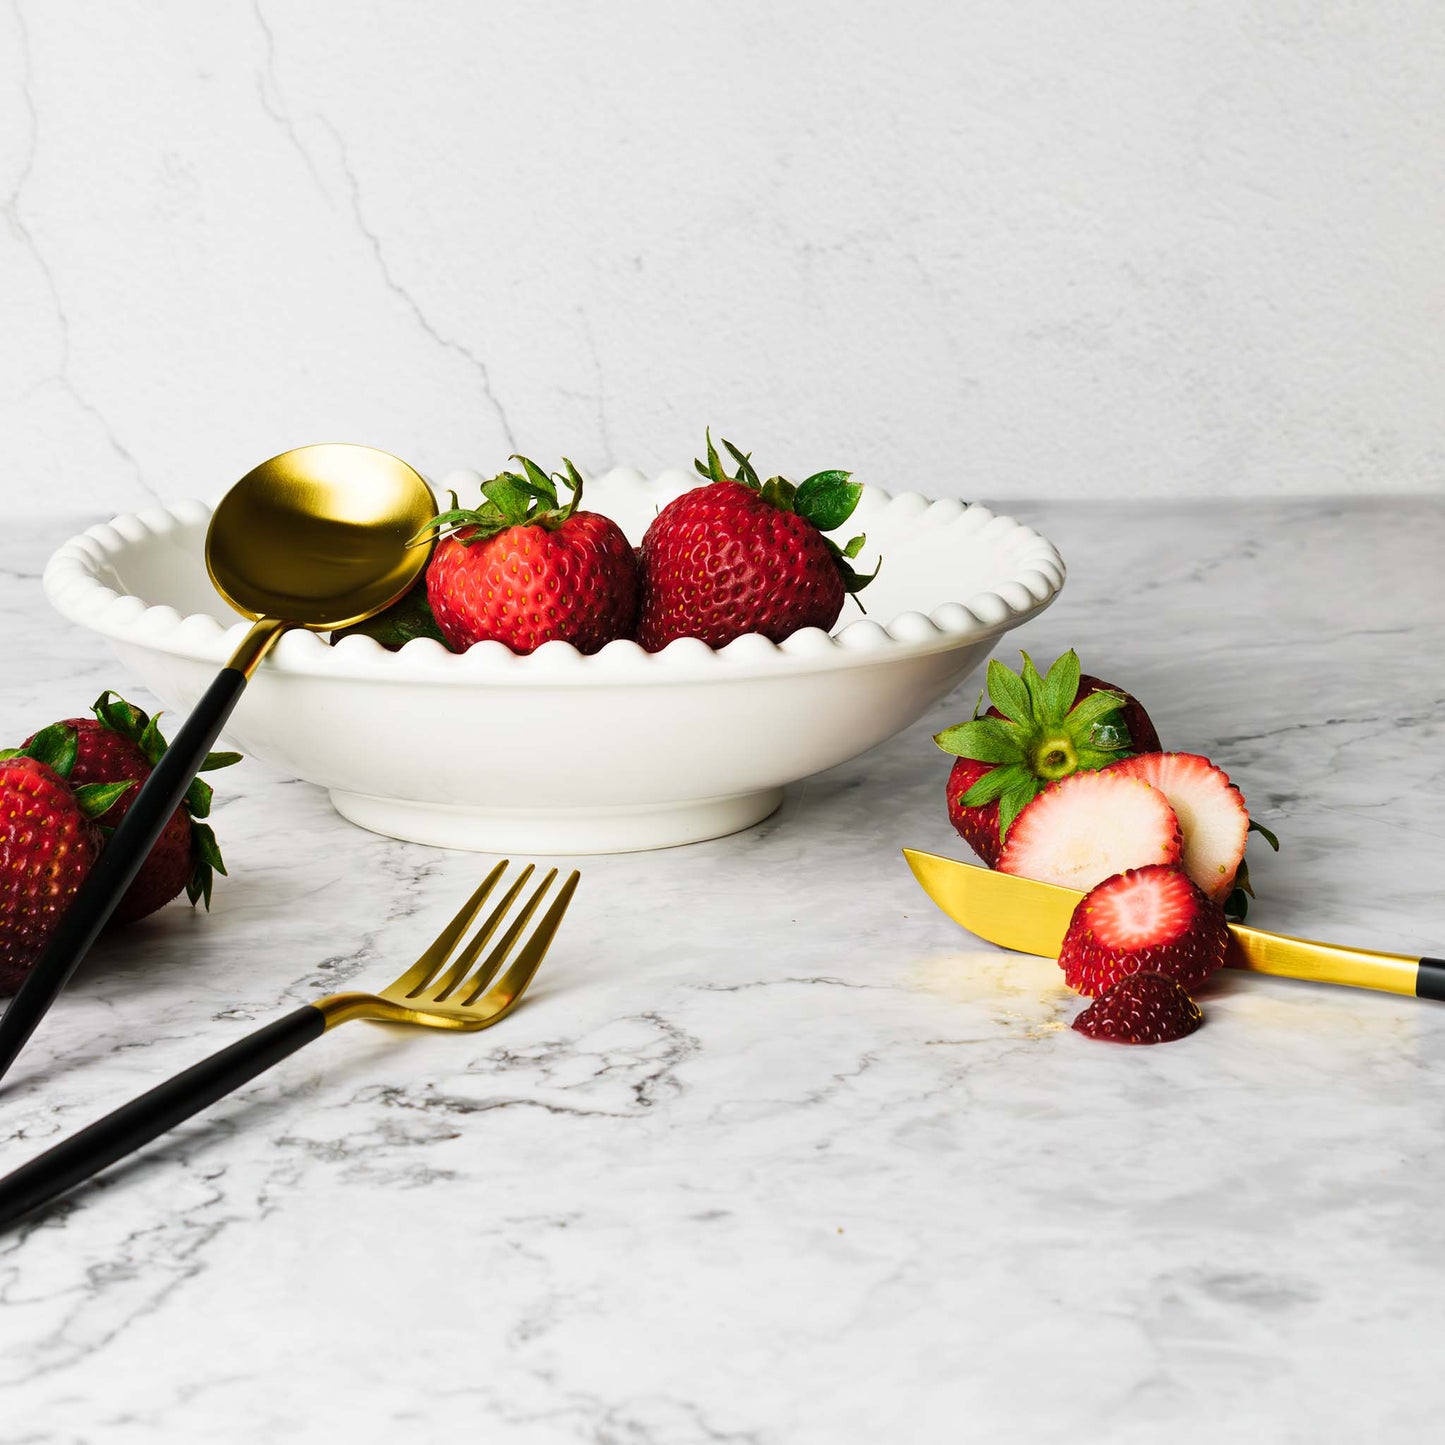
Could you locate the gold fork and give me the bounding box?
[0,861,578,1231]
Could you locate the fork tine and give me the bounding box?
[424,865,536,1001]
[465,869,580,1020]
[434,868,557,1005]
[388,860,512,998]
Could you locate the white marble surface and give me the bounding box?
[4,3,1445,512]
[2,498,1444,1442]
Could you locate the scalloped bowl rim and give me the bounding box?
[42,473,1066,686]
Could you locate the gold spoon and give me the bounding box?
[0,443,437,1083]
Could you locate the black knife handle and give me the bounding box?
[0,1004,327,1230]
[1417,958,1445,1001]
[0,668,249,1084]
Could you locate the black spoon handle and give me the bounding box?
[0,1004,326,1230]
[0,667,249,1084]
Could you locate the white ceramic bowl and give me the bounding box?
[43,467,1065,854]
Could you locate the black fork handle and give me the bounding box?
[0,668,249,1084]
[0,1004,325,1231]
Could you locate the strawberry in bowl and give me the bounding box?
[637,433,876,651]
[417,457,638,655]
[43,456,1065,853]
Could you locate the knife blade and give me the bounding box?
[902,848,1445,1001]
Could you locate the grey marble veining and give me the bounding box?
[1,499,1443,1443]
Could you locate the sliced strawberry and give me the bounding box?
[1105,752,1248,905]
[1059,864,1230,995]
[996,769,1182,893]
[1071,972,1203,1045]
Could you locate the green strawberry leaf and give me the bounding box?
[136,712,167,767]
[1088,719,1132,751]
[839,535,866,560]
[481,473,532,524]
[92,690,148,740]
[986,659,1032,725]
[74,780,135,820]
[722,439,761,489]
[794,471,861,533]
[201,750,243,772]
[697,428,729,486]
[186,822,227,909]
[960,766,1015,807]
[514,456,559,508]
[760,476,796,511]
[1040,649,1082,722]
[1248,819,1281,851]
[934,717,1028,763]
[185,775,213,819]
[24,723,78,778]
[1073,745,1133,773]
[194,820,226,873]
[0,748,19,762]
[1063,688,1129,736]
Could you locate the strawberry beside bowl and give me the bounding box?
[42,468,1064,854]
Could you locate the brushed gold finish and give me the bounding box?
[313,861,580,1032]
[206,442,437,636]
[903,848,1420,998]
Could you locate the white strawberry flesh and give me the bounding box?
[997,770,1183,893]
[1105,752,1248,905]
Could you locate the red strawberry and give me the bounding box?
[420,457,639,656]
[1071,971,1203,1045]
[25,692,239,925]
[1059,865,1229,996]
[635,432,877,651]
[1103,752,1251,906]
[946,757,1002,867]
[0,727,135,993]
[936,651,1161,864]
[997,768,1183,893]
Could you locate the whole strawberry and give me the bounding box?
[936,650,1161,864]
[419,457,637,656]
[24,692,240,925]
[636,432,877,651]
[1071,972,1203,1046]
[0,726,134,993]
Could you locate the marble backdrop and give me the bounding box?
[0,498,1442,1441]
[3,1,1444,517]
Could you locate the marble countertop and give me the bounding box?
[2,498,1443,1443]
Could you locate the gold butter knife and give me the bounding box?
[903,848,1445,1001]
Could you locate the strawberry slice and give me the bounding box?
[1059,864,1230,995]
[1071,971,1203,1045]
[996,769,1182,893]
[1105,753,1248,905]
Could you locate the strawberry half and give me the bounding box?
[0,726,135,992]
[635,431,878,652]
[1103,752,1252,906]
[1059,865,1230,996]
[418,457,639,656]
[1071,972,1204,1045]
[996,768,1183,893]
[21,692,241,924]
[935,650,1160,864]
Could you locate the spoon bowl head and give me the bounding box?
[205,443,437,629]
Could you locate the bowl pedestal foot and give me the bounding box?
[327,787,785,855]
